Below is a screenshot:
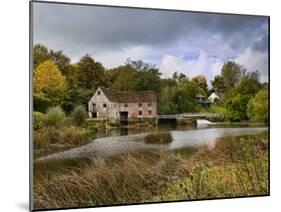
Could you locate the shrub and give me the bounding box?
[33,111,45,130]
[45,106,65,128]
[33,93,51,113]
[145,131,172,144]
[247,89,268,122]
[71,105,88,126]
[33,126,89,149]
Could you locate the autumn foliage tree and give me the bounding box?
[33,60,67,108]
[192,75,208,94]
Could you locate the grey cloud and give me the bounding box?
[252,32,269,51]
[33,2,268,59]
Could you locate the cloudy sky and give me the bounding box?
[33,2,269,83]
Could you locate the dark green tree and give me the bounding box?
[33,44,51,68]
[77,54,106,89]
[49,49,71,75]
[106,64,136,91]
[211,75,226,93]
[128,71,160,92]
[247,89,268,122]
[226,70,261,121]
[221,61,244,90]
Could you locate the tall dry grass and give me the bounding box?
[156,133,269,201]
[34,150,184,209]
[144,131,172,144]
[33,133,268,210]
[33,126,90,149]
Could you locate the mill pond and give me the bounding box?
[34,123,268,179]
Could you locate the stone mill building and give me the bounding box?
[88,87,157,121]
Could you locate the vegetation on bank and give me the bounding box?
[156,133,268,201]
[33,106,92,158]
[33,44,268,123]
[33,126,90,150]
[33,132,268,209]
[145,131,172,144]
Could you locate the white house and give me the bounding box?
[208,92,220,103]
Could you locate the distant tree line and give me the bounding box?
[33,44,269,122]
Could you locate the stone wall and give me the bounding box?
[88,88,157,119]
[118,102,157,118]
[88,88,119,119]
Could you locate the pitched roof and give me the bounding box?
[208,92,220,99]
[100,87,157,103]
[196,93,205,98]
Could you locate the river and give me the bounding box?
[35,125,267,161]
[33,124,268,180]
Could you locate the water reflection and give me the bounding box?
[169,127,267,149]
[36,126,268,162]
[91,122,266,140]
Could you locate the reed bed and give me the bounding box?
[33,133,268,210]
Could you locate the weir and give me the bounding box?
[156,113,218,125]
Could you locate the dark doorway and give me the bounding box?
[119,111,128,125]
[92,112,97,118]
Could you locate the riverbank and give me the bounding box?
[33,132,268,210]
[34,127,267,161]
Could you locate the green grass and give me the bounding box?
[200,104,227,114]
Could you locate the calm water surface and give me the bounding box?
[36,125,267,161]
[34,124,268,180]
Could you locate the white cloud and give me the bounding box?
[234,48,268,82]
[159,51,224,85]
[158,48,269,85]
[88,46,148,69]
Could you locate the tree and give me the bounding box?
[33,44,51,68]
[33,60,67,106]
[211,75,226,93]
[172,71,179,80]
[71,105,88,126]
[106,64,136,91]
[179,73,186,79]
[45,106,65,128]
[159,78,198,114]
[62,64,80,114]
[49,49,71,75]
[126,59,161,77]
[33,111,45,130]
[247,89,268,122]
[226,94,252,121]
[33,93,51,113]
[77,54,106,89]
[128,70,160,93]
[225,72,261,121]
[221,61,244,90]
[192,75,208,93]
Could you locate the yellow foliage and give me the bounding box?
[33,60,67,94]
